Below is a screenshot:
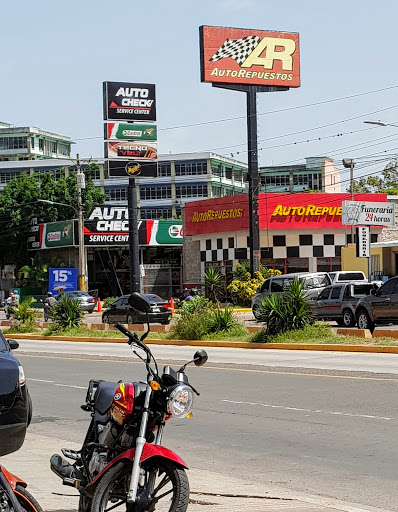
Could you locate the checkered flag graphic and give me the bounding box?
[209,36,261,66]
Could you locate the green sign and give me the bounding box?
[105,122,157,141]
[43,220,75,248]
[153,220,182,245]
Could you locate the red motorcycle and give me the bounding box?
[51,292,208,512]
[0,466,42,512]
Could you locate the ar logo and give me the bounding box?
[210,35,296,71]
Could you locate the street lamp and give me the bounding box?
[342,158,355,243]
[37,194,86,292]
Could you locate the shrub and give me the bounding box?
[179,296,213,314]
[204,267,224,303]
[4,323,37,334]
[51,294,84,332]
[227,263,281,306]
[173,310,212,340]
[208,307,236,332]
[13,297,40,324]
[256,280,313,337]
[103,296,118,308]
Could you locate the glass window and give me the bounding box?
[211,164,221,176]
[175,161,207,176]
[140,208,172,220]
[140,185,171,200]
[378,278,398,295]
[105,187,128,201]
[331,286,342,299]
[0,171,25,183]
[212,186,221,198]
[175,184,207,198]
[158,163,171,176]
[318,288,331,300]
[0,137,28,150]
[261,279,270,292]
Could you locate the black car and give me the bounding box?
[0,333,32,456]
[102,294,171,325]
[356,276,398,331]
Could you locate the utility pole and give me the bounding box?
[76,154,87,291]
[342,158,355,244]
[128,179,140,293]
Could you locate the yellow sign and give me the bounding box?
[192,208,243,222]
[272,205,342,217]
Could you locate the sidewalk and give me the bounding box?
[1,433,390,512]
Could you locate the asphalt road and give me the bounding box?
[17,344,398,512]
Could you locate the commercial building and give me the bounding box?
[0,122,72,161]
[260,156,341,193]
[183,192,386,292]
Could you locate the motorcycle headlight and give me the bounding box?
[167,385,193,419]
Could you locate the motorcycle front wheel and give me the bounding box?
[91,459,189,512]
[14,485,43,512]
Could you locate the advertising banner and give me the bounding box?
[200,25,300,88]
[105,123,157,141]
[185,193,388,235]
[48,268,77,295]
[103,82,156,122]
[106,160,157,178]
[42,220,75,248]
[84,207,182,246]
[105,141,157,160]
[342,201,396,227]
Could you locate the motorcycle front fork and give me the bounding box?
[127,385,165,503]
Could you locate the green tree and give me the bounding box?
[0,164,105,267]
[351,158,398,194]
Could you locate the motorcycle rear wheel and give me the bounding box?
[14,485,43,512]
[91,459,189,512]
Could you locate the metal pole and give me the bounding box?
[350,162,354,244]
[76,154,86,291]
[247,87,260,276]
[128,178,140,293]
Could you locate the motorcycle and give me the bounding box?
[50,292,208,512]
[0,466,42,512]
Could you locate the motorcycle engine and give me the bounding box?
[88,450,108,477]
[97,421,117,446]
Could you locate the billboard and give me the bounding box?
[106,160,158,178]
[105,123,157,141]
[103,82,156,122]
[84,207,182,246]
[200,25,300,88]
[27,220,76,250]
[105,141,157,160]
[342,201,396,227]
[48,268,77,295]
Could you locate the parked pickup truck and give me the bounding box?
[328,271,383,288]
[310,282,376,327]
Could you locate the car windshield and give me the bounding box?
[0,332,8,351]
[336,272,365,281]
[302,275,330,289]
[352,284,374,296]
[67,291,89,298]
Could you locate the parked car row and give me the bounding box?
[251,270,387,328]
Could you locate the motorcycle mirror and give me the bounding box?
[193,349,208,367]
[128,292,151,313]
[8,339,19,350]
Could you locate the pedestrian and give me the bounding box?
[43,292,56,321]
[4,293,17,320]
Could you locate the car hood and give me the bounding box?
[0,355,19,396]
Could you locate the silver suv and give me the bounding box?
[251,272,331,320]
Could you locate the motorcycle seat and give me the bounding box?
[94,381,119,415]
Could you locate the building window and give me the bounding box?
[211,164,221,176]
[317,257,341,272]
[0,171,25,183]
[175,161,207,176]
[206,240,211,250]
[287,246,299,258]
[324,234,334,245]
[140,208,172,219]
[233,169,242,182]
[228,237,234,248]
[371,234,378,243]
[58,143,70,156]
[299,234,313,246]
[313,246,324,257]
[225,168,232,180]
[175,184,207,198]
[262,175,290,187]
[0,137,28,150]
[273,235,286,247]
[39,139,44,151]
[211,186,221,198]
[140,185,171,200]
[158,163,171,176]
[105,187,128,201]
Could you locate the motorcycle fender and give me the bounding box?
[86,443,188,494]
[0,465,26,490]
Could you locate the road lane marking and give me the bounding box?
[28,378,55,383]
[222,399,395,421]
[20,354,398,382]
[55,384,86,389]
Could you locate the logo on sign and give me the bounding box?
[126,162,141,176]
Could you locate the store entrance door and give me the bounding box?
[142,264,182,299]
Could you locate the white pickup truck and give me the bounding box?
[328,271,383,288]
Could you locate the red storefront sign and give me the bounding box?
[185,193,388,235]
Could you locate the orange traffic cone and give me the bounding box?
[97,297,103,313]
[169,297,176,315]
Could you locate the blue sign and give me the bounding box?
[49,268,77,296]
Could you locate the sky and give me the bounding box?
[2,0,398,188]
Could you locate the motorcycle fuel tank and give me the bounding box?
[109,382,135,425]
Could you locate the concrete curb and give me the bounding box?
[4,333,398,353]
